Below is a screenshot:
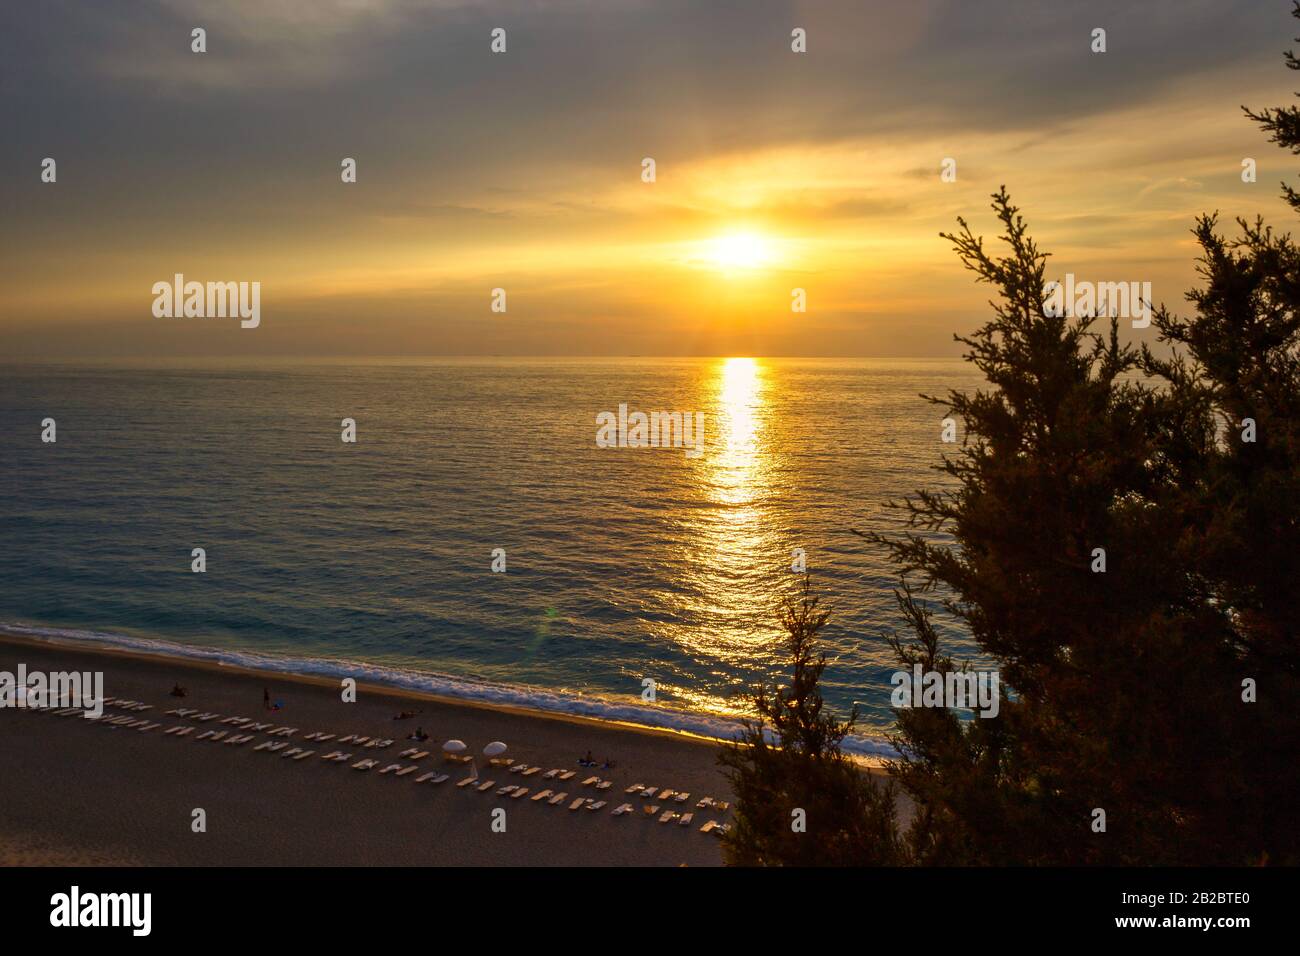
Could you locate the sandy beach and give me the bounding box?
[0,634,735,866]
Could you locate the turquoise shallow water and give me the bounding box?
[0,358,978,749]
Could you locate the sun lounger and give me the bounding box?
[511,788,530,799]
[137,722,161,732]
[548,792,568,805]
[475,780,495,791]
[353,736,371,745]
[316,733,336,742]
[558,771,576,780]
[379,764,402,775]
[625,783,646,794]
[395,765,418,777]
[699,820,718,834]
[660,789,676,800]
[643,805,660,816]
[399,747,418,758]
[568,798,586,811]
[415,771,438,783]
[281,747,303,758]
[695,797,714,809]
[673,792,690,802]
[518,767,537,777]
[293,750,315,760]
[496,785,517,795]
[641,787,658,798]
[543,769,560,779]
[658,811,679,823]
[408,750,429,760]
[678,813,694,826]
[713,801,730,812]
[351,759,377,770]
[246,722,272,733]
[531,789,553,802]
[339,735,357,744]
[197,730,216,741]
[267,742,287,752]
[488,757,513,768]
[581,776,599,786]
[174,727,194,737]
[508,764,527,774]
[713,823,731,836]
[163,725,185,735]
[255,741,276,751]
[456,777,478,788]
[322,751,342,760]
[208,730,228,741]
[596,781,612,791]
[612,803,634,816]
[587,800,607,811]
[431,773,449,784]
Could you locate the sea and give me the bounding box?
[0,358,984,755]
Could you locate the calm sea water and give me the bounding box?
[0,358,980,749]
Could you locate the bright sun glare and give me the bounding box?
[707,232,770,270]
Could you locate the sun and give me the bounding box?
[707,232,771,270]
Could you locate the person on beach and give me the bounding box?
[263,687,270,710]
[170,683,187,698]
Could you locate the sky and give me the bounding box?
[2,0,1298,359]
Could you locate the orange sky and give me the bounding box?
[4,0,1297,358]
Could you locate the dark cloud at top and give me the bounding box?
[1,0,1286,191]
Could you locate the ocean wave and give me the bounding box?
[0,621,898,759]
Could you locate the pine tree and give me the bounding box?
[869,6,1300,865]
[718,578,902,866]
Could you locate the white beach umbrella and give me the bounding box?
[442,739,467,754]
[483,741,507,757]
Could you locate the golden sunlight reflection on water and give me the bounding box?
[665,358,786,718]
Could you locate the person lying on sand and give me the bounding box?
[170,683,188,698]
[393,710,420,720]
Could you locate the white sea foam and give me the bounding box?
[0,622,898,758]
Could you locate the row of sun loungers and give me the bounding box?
[104,698,152,711]
[49,697,736,834]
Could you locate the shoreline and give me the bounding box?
[0,626,897,765]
